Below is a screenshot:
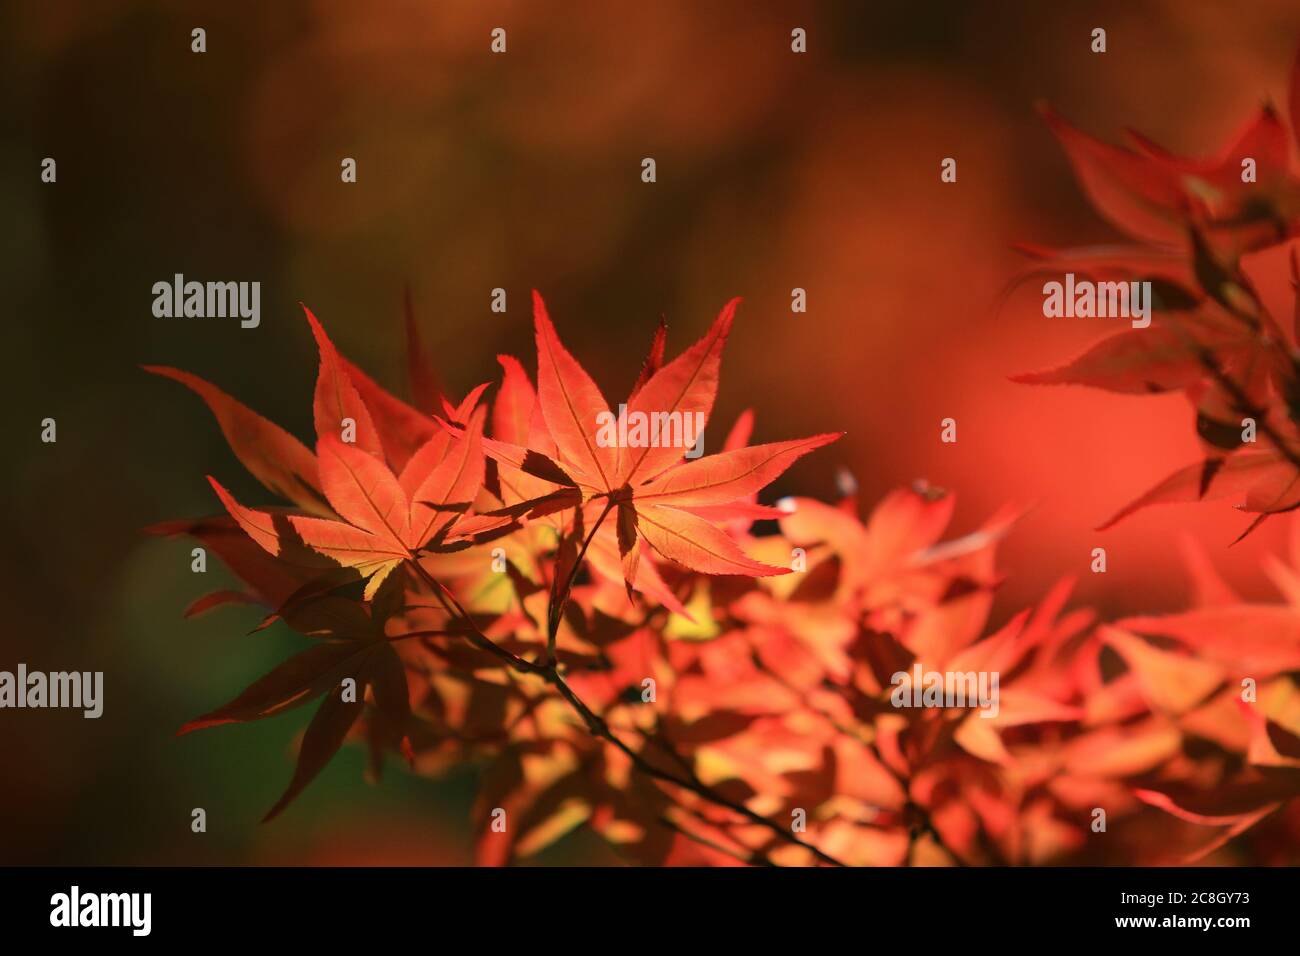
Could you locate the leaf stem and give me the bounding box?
[405,558,545,675]
[547,497,617,662]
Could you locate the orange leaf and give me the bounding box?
[493,354,536,446]
[144,365,326,513]
[1100,625,1223,715]
[1118,605,1300,677]
[441,415,578,488]
[262,679,366,822]
[206,476,333,567]
[1009,325,1213,394]
[1038,104,1184,244]
[635,503,788,577]
[178,640,372,735]
[533,291,618,491]
[339,356,436,473]
[628,318,668,401]
[285,515,405,572]
[634,433,841,506]
[1098,452,1293,530]
[619,298,737,485]
[145,515,329,606]
[407,409,485,548]
[316,436,411,550]
[303,305,383,458]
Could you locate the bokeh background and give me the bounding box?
[5,0,1300,864]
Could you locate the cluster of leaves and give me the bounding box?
[1014,48,1300,537]
[148,278,1300,865]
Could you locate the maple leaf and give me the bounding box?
[142,365,329,514]
[1038,100,1300,255]
[177,597,413,821]
[469,291,841,582]
[1134,787,1287,864]
[151,270,1300,865]
[144,514,337,610]
[209,425,499,601]
[190,307,509,601]
[303,305,385,459]
[1017,48,1300,532]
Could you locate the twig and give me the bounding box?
[401,549,849,866]
[406,558,546,675]
[544,668,847,866]
[1195,346,1300,472]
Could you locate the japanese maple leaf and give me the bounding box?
[186,304,503,598]
[209,421,497,600]
[1013,49,1300,538]
[1041,246,1300,532]
[143,302,451,518]
[457,291,841,582]
[143,514,342,621]
[1112,543,1300,861]
[176,596,412,821]
[141,364,330,514]
[1038,93,1300,254]
[1015,166,1300,533]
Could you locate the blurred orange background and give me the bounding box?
[5,0,1300,864]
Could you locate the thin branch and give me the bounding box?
[546,669,848,866]
[1195,346,1300,472]
[402,540,850,866]
[406,558,545,675]
[748,637,968,866]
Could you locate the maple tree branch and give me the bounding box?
[1160,308,1300,469]
[640,725,801,867]
[546,670,848,866]
[747,642,969,866]
[1195,346,1300,472]
[403,536,848,866]
[405,558,546,675]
